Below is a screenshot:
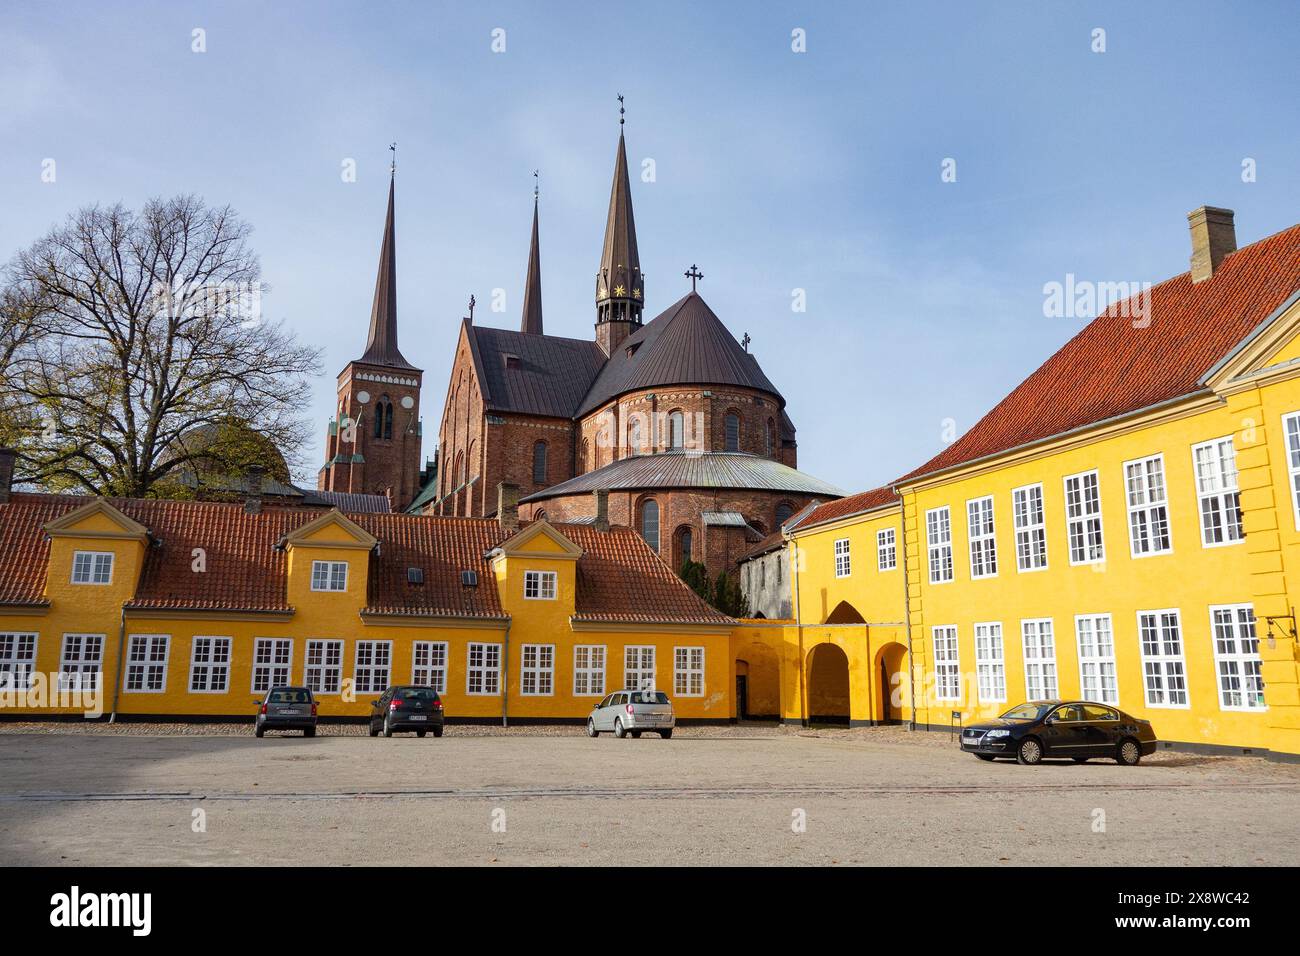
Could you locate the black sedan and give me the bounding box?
[369,685,445,738]
[961,700,1157,765]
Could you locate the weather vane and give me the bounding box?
[742,332,751,353]
[685,264,704,292]
[533,169,539,201]
[467,294,476,321]
[389,141,396,175]
[618,93,625,126]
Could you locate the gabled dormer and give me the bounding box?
[278,509,378,612]
[487,520,582,623]
[43,500,150,612]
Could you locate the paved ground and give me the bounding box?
[1,723,1297,866]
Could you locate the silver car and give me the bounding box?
[587,689,675,739]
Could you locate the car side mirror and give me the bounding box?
[1045,716,1056,725]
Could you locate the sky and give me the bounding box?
[2,1,1297,493]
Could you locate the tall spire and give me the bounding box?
[520,172,544,335]
[595,95,643,353]
[359,169,414,369]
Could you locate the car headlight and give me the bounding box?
[985,729,1010,738]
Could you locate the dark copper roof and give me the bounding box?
[577,292,783,415]
[520,197,544,335]
[596,130,642,308]
[466,324,606,418]
[359,175,417,370]
[519,451,845,502]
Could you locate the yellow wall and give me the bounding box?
[789,506,904,627]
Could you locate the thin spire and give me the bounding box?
[360,171,415,369]
[520,172,544,335]
[596,98,642,324]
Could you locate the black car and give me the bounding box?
[254,686,317,737]
[961,700,1158,765]
[369,685,445,738]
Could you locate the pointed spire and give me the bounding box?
[596,96,643,339]
[520,173,544,335]
[359,170,414,369]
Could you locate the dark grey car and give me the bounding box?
[368,685,445,738]
[254,686,317,737]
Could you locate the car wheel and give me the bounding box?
[254,724,264,738]
[1016,737,1043,765]
[614,718,627,739]
[975,753,995,761]
[305,727,316,738]
[1116,738,1142,766]
[368,720,379,738]
[432,726,443,738]
[586,717,599,738]
[383,717,394,738]
[1072,756,1088,764]
[416,730,427,738]
[660,729,673,739]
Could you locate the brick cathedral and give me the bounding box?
[320,116,844,577]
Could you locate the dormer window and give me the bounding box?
[625,342,641,359]
[310,560,348,592]
[504,354,521,370]
[523,570,557,600]
[71,551,114,585]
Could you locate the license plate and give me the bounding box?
[280,709,300,715]
[409,715,427,721]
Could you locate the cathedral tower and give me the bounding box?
[595,109,643,355]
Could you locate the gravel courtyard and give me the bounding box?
[1,723,1297,866]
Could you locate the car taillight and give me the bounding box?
[390,699,401,711]
[260,703,267,715]
[310,702,318,717]
[626,703,635,715]
[433,700,443,710]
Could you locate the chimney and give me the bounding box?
[497,481,520,533]
[244,464,266,515]
[593,488,610,532]
[0,448,16,504]
[1188,206,1237,283]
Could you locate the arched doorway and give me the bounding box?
[736,642,781,720]
[807,643,850,725]
[876,643,908,724]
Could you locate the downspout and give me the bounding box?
[792,535,806,727]
[501,618,511,728]
[895,486,917,731]
[109,605,126,723]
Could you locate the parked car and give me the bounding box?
[961,700,1157,765]
[254,686,317,737]
[587,689,675,738]
[369,685,445,738]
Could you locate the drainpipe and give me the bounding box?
[895,486,917,731]
[109,605,126,723]
[501,619,511,728]
[791,536,806,727]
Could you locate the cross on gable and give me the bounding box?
[685,264,704,292]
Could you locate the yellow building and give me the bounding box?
[0,480,733,724]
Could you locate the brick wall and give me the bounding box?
[319,361,423,510]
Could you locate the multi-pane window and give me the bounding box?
[1209,604,1265,711]
[674,646,705,697]
[523,570,558,600]
[1138,610,1189,707]
[573,645,606,696]
[973,623,1006,703]
[59,633,103,692]
[124,634,170,693]
[641,500,660,552]
[1021,619,1057,699]
[927,507,954,584]
[724,413,741,452]
[1075,614,1118,705]
[304,639,344,694]
[1284,412,1300,529]
[1064,470,1105,564]
[466,642,501,695]
[624,645,655,692]
[353,641,391,694]
[1192,437,1244,546]
[1125,455,1172,556]
[411,641,448,693]
[932,626,960,701]
[310,560,348,592]
[71,551,113,585]
[877,528,896,571]
[520,644,555,696]
[0,633,38,690]
[966,497,997,579]
[1012,484,1047,571]
[189,636,232,693]
[251,638,292,693]
[834,538,851,578]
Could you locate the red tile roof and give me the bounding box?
[0,493,728,624]
[794,486,899,531]
[901,223,1300,483]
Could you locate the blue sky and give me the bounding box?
[2,1,1297,493]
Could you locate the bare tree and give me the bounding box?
[1,195,321,497]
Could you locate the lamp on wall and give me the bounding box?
[1263,609,1297,650]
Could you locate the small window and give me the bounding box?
[724,413,741,452]
[520,644,555,696]
[189,636,232,693]
[532,441,548,485]
[776,502,795,528]
[71,551,114,585]
[412,641,448,693]
[304,639,344,694]
[354,640,392,694]
[524,570,558,600]
[311,560,348,592]
[834,538,851,578]
[674,646,706,697]
[877,528,896,571]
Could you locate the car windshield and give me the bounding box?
[1000,703,1052,720]
[396,688,438,701]
[269,689,311,703]
[629,691,670,704]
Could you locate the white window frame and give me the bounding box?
[876,528,896,571]
[1075,614,1119,705]
[624,645,656,692]
[520,643,555,696]
[1064,470,1105,565]
[674,646,705,697]
[1209,604,1265,712]
[124,634,170,693]
[310,560,348,592]
[188,636,232,693]
[70,550,114,585]
[833,538,851,578]
[353,640,392,694]
[0,632,39,691]
[466,642,502,696]
[573,644,606,696]
[1192,436,1244,548]
[1021,618,1058,700]
[412,641,448,693]
[1137,609,1189,708]
[966,497,997,579]
[251,638,293,693]
[1124,454,1173,557]
[1283,411,1300,530]
[1012,483,1048,572]
[926,506,954,584]
[303,639,344,695]
[59,633,104,693]
[932,625,960,701]
[523,570,558,600]
[973,622,1006,704]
